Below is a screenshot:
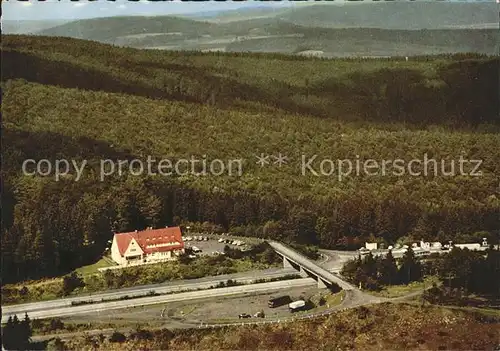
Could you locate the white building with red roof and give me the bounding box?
[110,226,185,265]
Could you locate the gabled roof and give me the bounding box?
[114,227,184,256]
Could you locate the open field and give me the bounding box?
[74,257,117,277]
[370,276,440,298]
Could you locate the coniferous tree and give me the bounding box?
[20,313,32,349]
[378,250,399,285]
[483,247,500,297]
[398,247,422,284]
[340,255,363,284]
[362,252,378,280]
[2,316,15,350]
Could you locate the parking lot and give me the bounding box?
[182,234,254,256]
[62,285,329,328]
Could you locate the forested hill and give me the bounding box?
[26,2,499,56]
[2,35,499,283]
[278,2,498,29]
[31,17,499,57]
[37,16,216,42]
[3,35,499,126]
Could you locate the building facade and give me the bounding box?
[110,227,185,266]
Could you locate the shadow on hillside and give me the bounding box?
[3,129,138,173]
[2,50,200,103]
[2,49,330,119]
[3,35,500,125]
[308,59,500,125]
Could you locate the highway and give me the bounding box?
[14,243,430,343]
[2,267,297,319]
[2,242,363,325]
[2,278,317,322]
[29,284,395,343]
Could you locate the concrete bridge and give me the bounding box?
[268,241,355,291]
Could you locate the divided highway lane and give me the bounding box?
[2,278,317,322]
[2,267,296,318]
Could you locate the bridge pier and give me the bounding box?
[283,256,293,268]
[299,266,308,278]
[317,278,327,289]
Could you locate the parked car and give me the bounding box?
[238,313,251,319]
[254,311,265,318]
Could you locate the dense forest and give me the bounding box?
[2,35,499,283]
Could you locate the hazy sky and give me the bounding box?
[3,0,299,20]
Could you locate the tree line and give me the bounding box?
[341,248,422,290]
[2,314,33,351]
[341,246,500,300]
[423,247,500,305]
[2,174,498,283]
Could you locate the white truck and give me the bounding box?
[288,300,306,313]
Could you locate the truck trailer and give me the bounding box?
[268,295,291,308]
[288,300,306,312]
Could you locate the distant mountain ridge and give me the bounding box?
[278,2,499,29]
[2,19,70,34]
[183,5,291,23]
[35,2,499,39]
[16,2,500,57]
[37,16,216,43]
